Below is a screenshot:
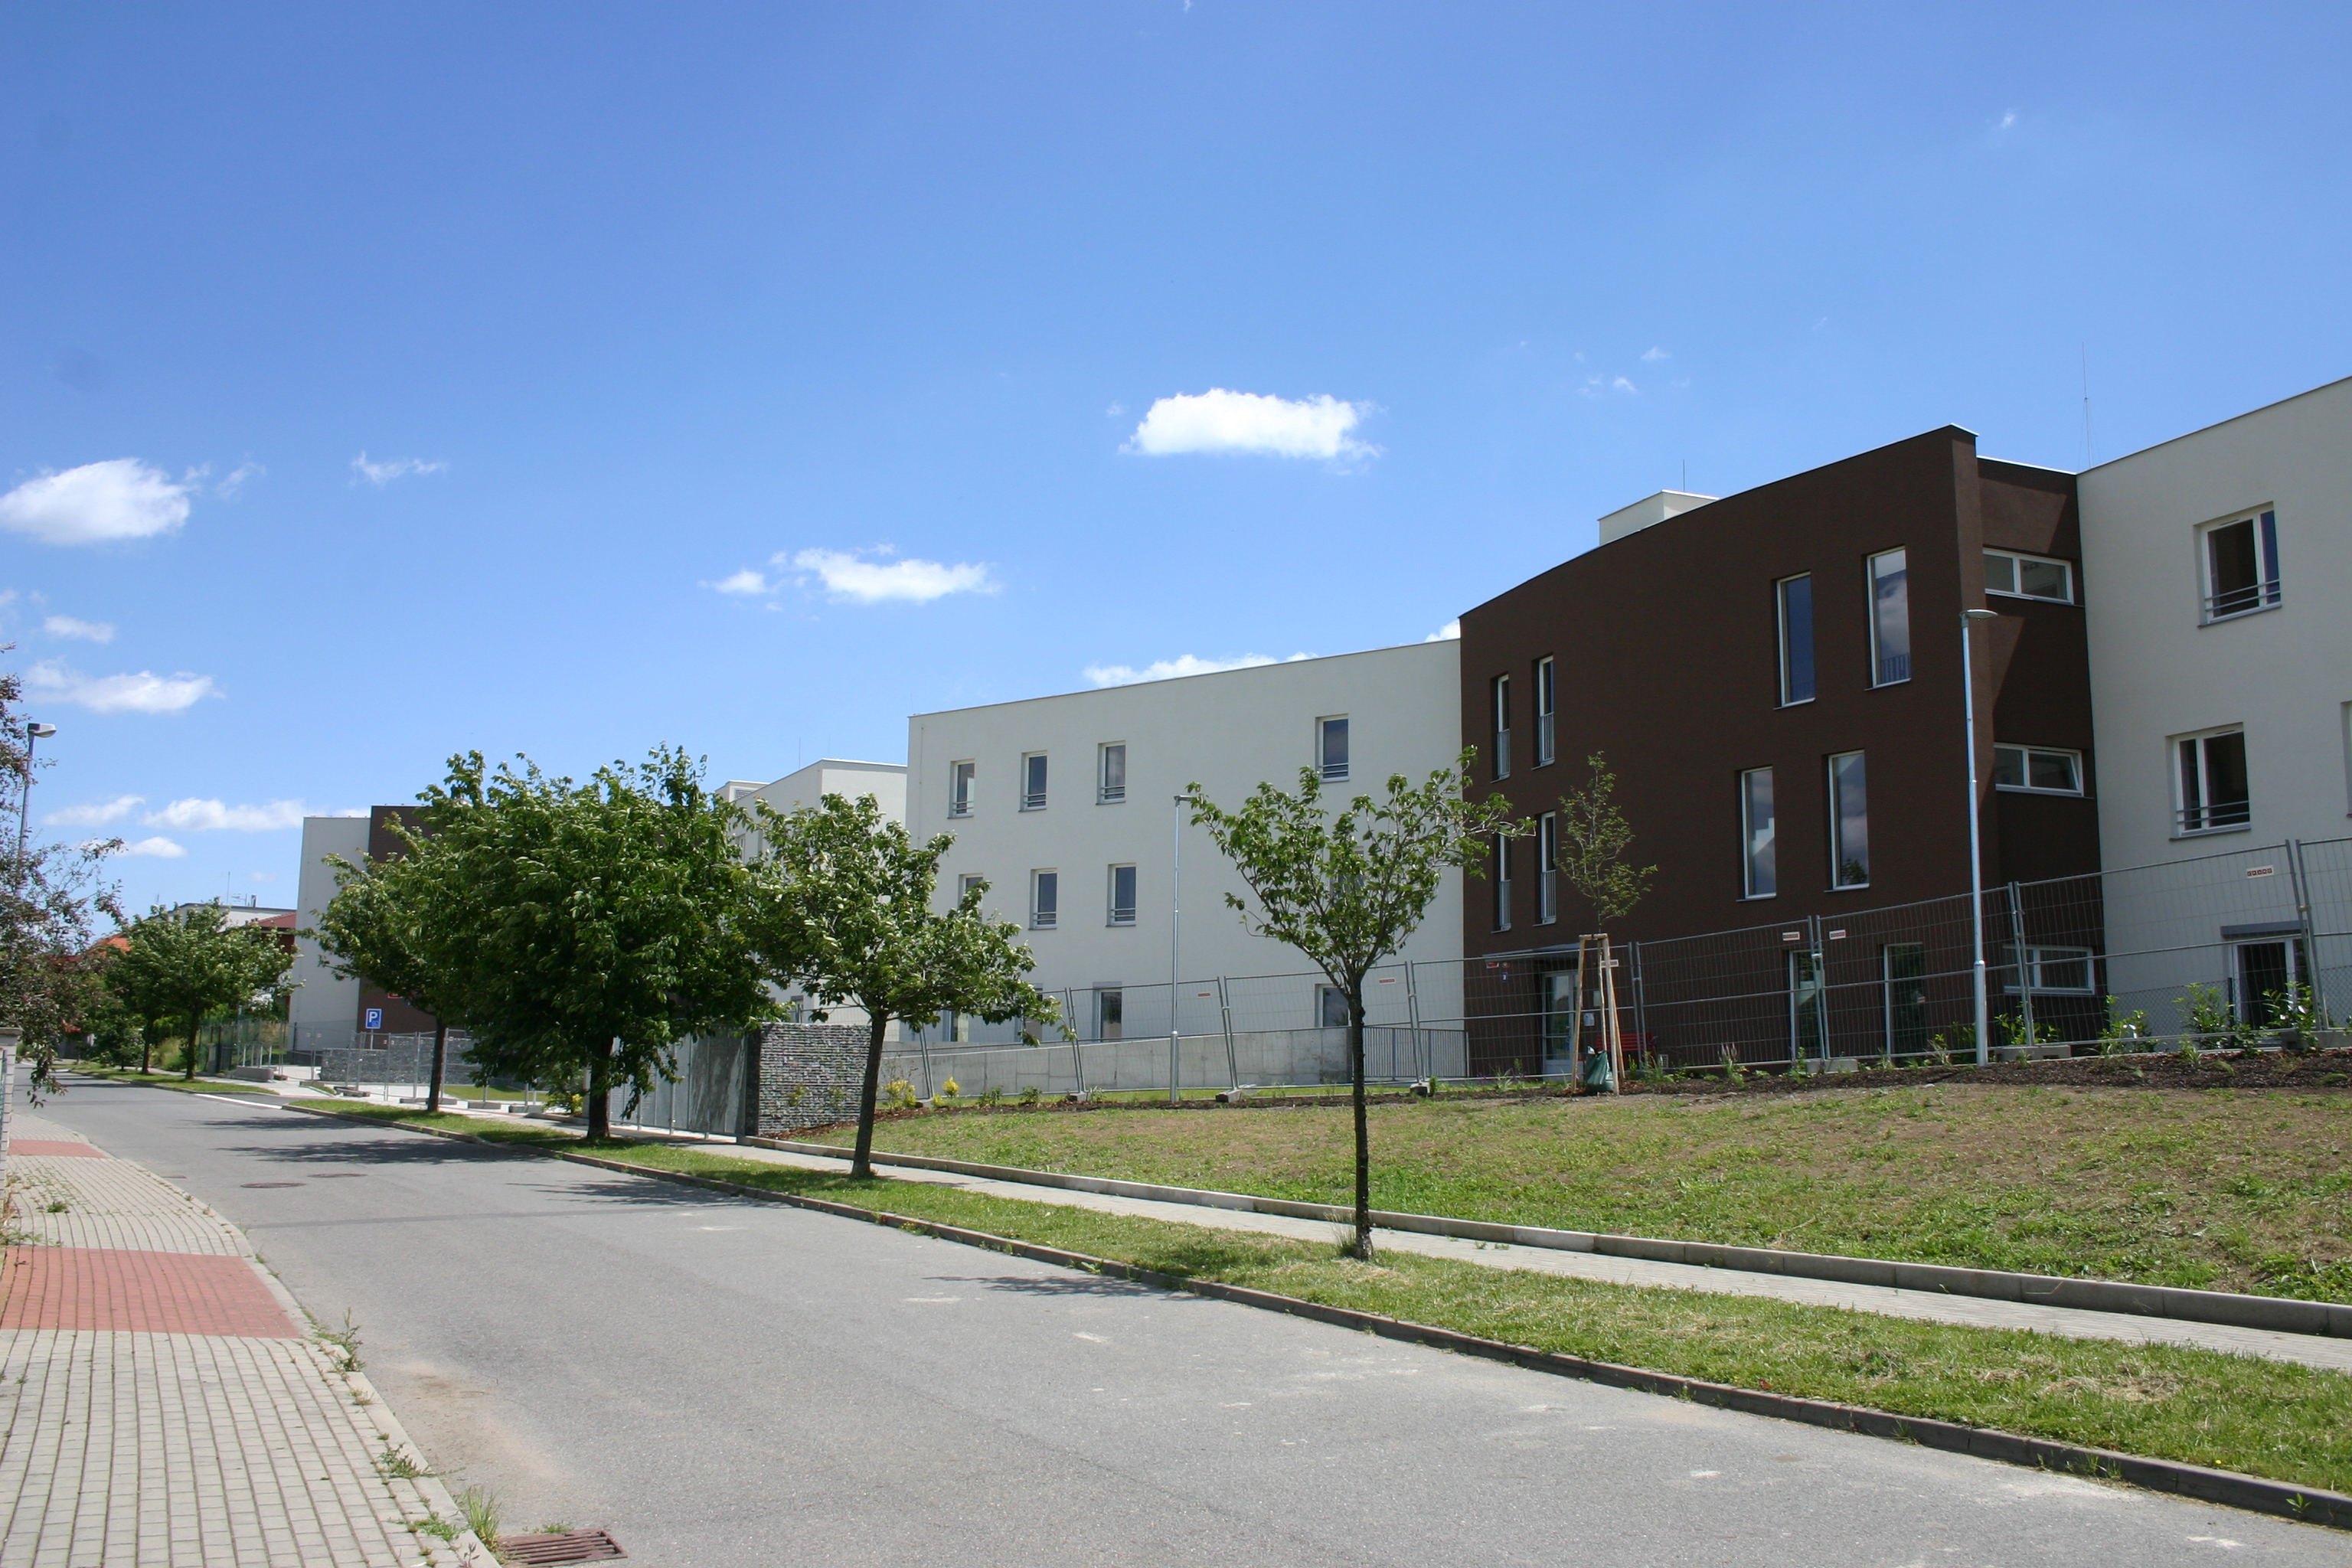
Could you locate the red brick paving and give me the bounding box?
[11,1140,103,1158]
[0,1246,300,1336]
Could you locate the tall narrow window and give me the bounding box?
[1869,550,1910,685]
[1491,675,1512,780]
[1493,834,1513,933]
[1318,717,1350,781]
[1107,864,1137,926]
[1828,750,1869,887]
[949,760,975,818]
[1740,768,1776,897]
[1317,986,1350,1029]
[2175,727,2249,834]
[2201,511,2280,622]
[1777,575,1815,704]
[1096,987,1123,1041]
[1098,743,1126,804]
[1536,812,1558,924]
[1021,752,1048,811]
[1030,870,1059,929]
[1534,657,1557,767]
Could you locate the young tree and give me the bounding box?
[105,904,295,1079]
[742,792,1058,1180]
[1553,752,1656,927]
[313,831,471,1112]
[411,748,766,1140]
[1184,753,1527,1259]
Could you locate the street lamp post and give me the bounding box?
[15,722,57,874]
[1168,793,1183,1106]
[1961,611,1999,1067]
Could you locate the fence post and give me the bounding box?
[1808,914,1828,1069]
[1065,988,1085,1096]
[2007,880,2031,1054]
[1217,975,1238,1088]
[2287,838,2325,1024]
[1403,961,1426,1083]
[1629,942,1647,1072]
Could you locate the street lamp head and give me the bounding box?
[26,723,57,739]
[1962,609,2000,623]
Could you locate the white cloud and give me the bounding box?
[1612,376,1638,394]
[113,836,187,859]
[43,615,115,643]
[1641,347,1671,362]
[45,794,145,828]
[0,459,193,546]
[1083,652,1313,688]
[707,568,773,596]
[790,548,996,605]
[351,452,447,485]
[144,798,308,832]
[1426,620,1461,642]
[1124,389,1377,462]
[217,462,266,498]
[1998,110,2017,132]
[27,659,219,715]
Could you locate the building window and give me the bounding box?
[2004,945,2096,995]
[949,761,975,818]
[1828,750,1869,888]
[1493,834,1513,933]
[1030,870,1059,929]
[2201,510,2281,622]
[1096,987,1123,1041]
[2175,727,2249,835]
[1534,657,1557,767]
[1318,716,1350,781]
[1776,574,1815,705]
[1536,812,1558,924]
[2230,935,2309,1027]
[1098,743,1126,804]
[1869,550,1910,686]
[1993,745,2083,795]
[1491,675,1512,780]
[1316,985,1350,1029]
[1107,864,1137,926]
[957,873,985,903]
[1021,752,1048,811]
[1984,549,2075,603]
[1741,768,1776,898]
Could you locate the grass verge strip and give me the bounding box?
[285,1101,2352,1524]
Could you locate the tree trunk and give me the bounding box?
[1346,978,1372,1260]
[585,1042,612,1140]
[426,1021,447,1113]
[139,1025,152,1075]
[851,1011,888,1181]
[184,1011,202,1080]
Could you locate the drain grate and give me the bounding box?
[498,1528,626,1563]
[240,1181,305,1188]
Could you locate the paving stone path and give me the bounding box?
[0,1109,489,1568]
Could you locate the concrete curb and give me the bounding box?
[746,1138,2352,1340]
[283,1102,2351,1533]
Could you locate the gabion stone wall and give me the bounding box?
[754,1022,870,1135]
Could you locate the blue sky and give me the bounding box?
[6,2,2350,913]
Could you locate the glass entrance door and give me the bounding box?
[2232,939,2308,1026]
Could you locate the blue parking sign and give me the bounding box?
[364,1007,384,1030]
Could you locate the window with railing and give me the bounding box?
[2174,727,2249,834]
[1869,550,1910,686]
[1021,752,1048,811]
[1098,743,1126,803]
[1536,812,1558,924]
[1491,675,1511,780]
[2200,510,2280,622]
[1030,869,1059,929]
[1534,656,1556,767]
[1107,864,1137,926]
[1494,833,1513,932]
[1318,716,1350,781]
[949,760,975,818]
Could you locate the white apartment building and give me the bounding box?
[289,814,370,1043]
[2079,373,2352,1029]
[900,641,1468,1076]
[720,757,907,841]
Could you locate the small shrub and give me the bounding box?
[881,1077,920,1110]
[2096,999,2148,1056]
[1018,1084,1043,1106]
[457,1486,502,1546]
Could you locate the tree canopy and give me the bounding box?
[105,903,295,1079]
[313,821,472,1109]
[1553,752,1656,928]
[742,792,1057,1178]
[1184,752,1525,1257]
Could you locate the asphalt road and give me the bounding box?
[39,1076,2345,1567]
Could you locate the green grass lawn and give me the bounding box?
[61,1066,267,1095]
[785,1085,2352,1302]
[291,1099,2352,1497]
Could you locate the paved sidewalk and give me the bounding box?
[704,1137,2352,1374]
[0,1107,491,1568]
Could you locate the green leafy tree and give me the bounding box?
[407,748,767,1140]
[1553,752,1656,928]
[1184,752,1527,1259]
[742,792,1058,1179]
[313,827,471,1112]
[105,903,295,1080]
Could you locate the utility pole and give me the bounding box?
[1962,610,1999,1066]
[15,722,57,875]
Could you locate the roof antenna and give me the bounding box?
[2079,343,2095,467]
[1681,459,1687,492]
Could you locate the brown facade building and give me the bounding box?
[1459,426,2099,1072]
